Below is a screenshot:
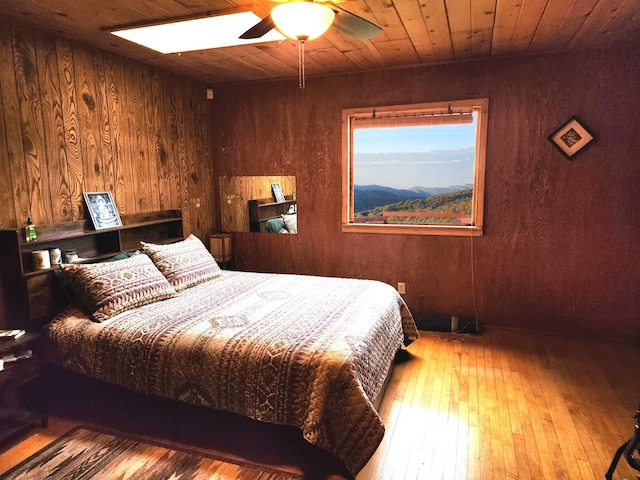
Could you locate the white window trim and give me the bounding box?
[341,98,489,236]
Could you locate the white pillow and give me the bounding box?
[282,214,297,234]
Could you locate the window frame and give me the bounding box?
[341,98,489,236]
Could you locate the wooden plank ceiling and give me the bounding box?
[0,0,638,85]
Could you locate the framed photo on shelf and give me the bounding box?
[271,183,285,203]
[548,116,594,160]
[83,191,122,229]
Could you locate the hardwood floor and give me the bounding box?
[1,328,638,479]
[361,328,640,480]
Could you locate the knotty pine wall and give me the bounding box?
[211,45,640,342]
[0,18,215,327]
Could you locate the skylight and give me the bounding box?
[111,11,284,54]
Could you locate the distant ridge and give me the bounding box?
[408,184,472,195]
[354,184,471,212]
[355,184,428,198]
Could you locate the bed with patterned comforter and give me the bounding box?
[43,269,419,475]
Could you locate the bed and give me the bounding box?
[42,235,419,475]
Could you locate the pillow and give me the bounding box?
[102,250,138,262]
[53,251,140,304]
[265,217,285,233]
[282,214,297,234]
[141,234,222,292]
[60,253,177,322]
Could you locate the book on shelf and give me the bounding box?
[0,329,26,340]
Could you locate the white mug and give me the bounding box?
[49,247,62,265]
[32,250,51,270]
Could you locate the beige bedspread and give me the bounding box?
[43,270,418,475]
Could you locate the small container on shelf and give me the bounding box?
[49,248,62,265]
[31,250,50,270]
[63,249,78,263]
[24,217,37,243]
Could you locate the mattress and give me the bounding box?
[43,270,418,474]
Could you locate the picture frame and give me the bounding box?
[271,183,285,203]
[548,116,594,160]
[83,191,122,229]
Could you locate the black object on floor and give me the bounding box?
[605,403,640,480]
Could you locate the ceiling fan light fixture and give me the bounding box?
[271,2,336,41]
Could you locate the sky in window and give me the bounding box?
[354,121,477,189]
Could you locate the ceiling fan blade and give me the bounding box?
[239,15,276,39]
[326,4,382,41]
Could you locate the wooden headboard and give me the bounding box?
[0,210,183,331]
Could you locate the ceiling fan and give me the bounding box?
[240,0,382,87]
[240,0,382,42]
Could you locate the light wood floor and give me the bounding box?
[1,328,638,479]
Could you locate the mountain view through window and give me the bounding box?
[353,117,477,226]
[342,99,488,236]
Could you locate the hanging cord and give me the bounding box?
[298,39,306,89]
[470,226,481,335]
[440,178,482,342]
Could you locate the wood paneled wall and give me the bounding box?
[0,17,214,234]
[210,45,640,342]
[0,17,215,327]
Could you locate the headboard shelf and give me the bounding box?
[0,210,183,330]
[248,196,296,232]
[21,252,127,279]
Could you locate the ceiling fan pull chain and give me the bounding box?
[298,40,306,89]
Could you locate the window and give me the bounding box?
[342,98,488,236]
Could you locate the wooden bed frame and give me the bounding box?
[1,210,404,475]
[1,209,400,413]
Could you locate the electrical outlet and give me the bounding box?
[397,282,406,294]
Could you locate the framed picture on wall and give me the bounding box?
[83,191,122,229]
[548,116,594,160]
[271,183,285,203]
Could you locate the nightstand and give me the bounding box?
[0,333,47,448]
[209,233,233,269]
